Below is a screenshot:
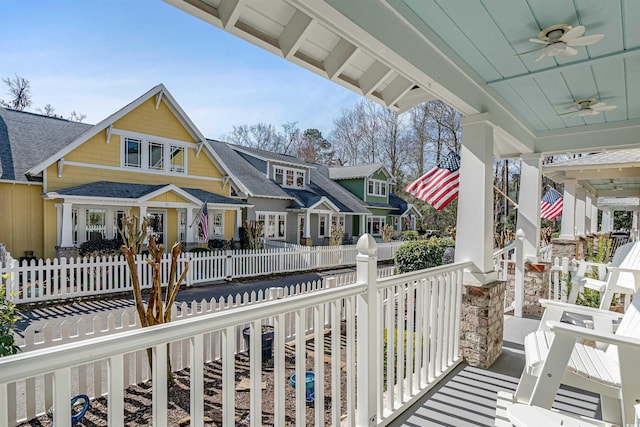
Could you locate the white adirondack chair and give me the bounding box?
[514,288,640,426]
[569,241,640,310]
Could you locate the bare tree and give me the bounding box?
[1,74,32,111]
[225,122,302,155]
[37,104,62,118]
[68,110,87,122]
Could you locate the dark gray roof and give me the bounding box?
[365,201,397,211]
[53,181,247,205]
[0,108,91,181]
[207,141,370,214]
[389,193,409,214]
[329,163,386,180]
[206,140,292,199]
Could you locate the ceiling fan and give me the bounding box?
[559,98,617,118]
[519,24,604,63]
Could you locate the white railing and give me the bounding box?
[493,229,525,316]
[548,256,572,302]
[0,236,467,427]
[539,244,553,262]
[1,241,404,304]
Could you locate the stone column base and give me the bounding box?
[56,246,79,260]
[460,280,506,368]
[300,237,312,246]
[551,237,587,260]
[523,261,550,318]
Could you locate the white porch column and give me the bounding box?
[559,179,577,239]
[516,153,542,261]
[455,115,497,283]
[585,192,593,235]
[575,186,586,237]
[591,204,598,234]
[186,208,194,243]
[397,216,402,231]
[60,202,74,247]
[632,211,638,231]
[360,214,367,235]
[235,209,242,240]
[304,211,311,238]
[601,209,613,233]
[139,206,148,243]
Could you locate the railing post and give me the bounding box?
[324,277,336,328]
[514,229,525,317]
[185,253,193,287]
[356,234,378,426]
[59,257,68,300]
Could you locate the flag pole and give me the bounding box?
[493,185,518,209]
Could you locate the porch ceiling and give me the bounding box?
[165,0,640,158]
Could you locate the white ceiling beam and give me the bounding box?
[324,39,358,80]
[381,75,413,107]
[218,0,245,30]
[279,10,314,59]
[596,189,640,197]
[395,87,435,113]
[565,168,640,180]
[358,61,393,96]
[536,118,640,154]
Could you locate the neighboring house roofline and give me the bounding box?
[230,145,317,170]
[307,196,340,212]
[27,84,213,176]
[328,163,397,184]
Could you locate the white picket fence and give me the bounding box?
[1,241,403,304]
[8,266,396,425]
[0,237,466,427]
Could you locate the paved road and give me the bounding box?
[14,266,361,334]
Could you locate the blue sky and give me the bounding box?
[0,0,361,139]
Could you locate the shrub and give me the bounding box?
[393,237,455,273]
[189,247,211,253]
[0,283,20,357]
[79,238,122,257]
[208,239,232,250]
[401,230,419,241]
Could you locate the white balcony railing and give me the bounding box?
[0,236,469,427]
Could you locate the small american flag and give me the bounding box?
[197,202,209,239]
[404,152,460,211]
[540,188,563,220]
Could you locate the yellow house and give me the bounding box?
[0,84,249,260]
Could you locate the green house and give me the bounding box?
[329,164,421,237]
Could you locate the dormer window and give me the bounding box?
[121,136,187,175]
[274,166,305,188]
[368,179,387,196]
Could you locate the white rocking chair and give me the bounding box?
[514,288,640,426]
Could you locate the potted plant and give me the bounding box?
[242,325,274,361]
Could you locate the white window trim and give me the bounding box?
[367,215,386,235]
[120,135,188,175]
[211,211,224,237]
[256,211,287,240]
[367,178,388,197]
[72,206,131,245]
[273,165,306,189]
[318,214,329,237]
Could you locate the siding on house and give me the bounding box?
[0,182,44,259]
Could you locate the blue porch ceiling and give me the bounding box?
[394,0,640,132]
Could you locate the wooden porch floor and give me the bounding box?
[388,316,602,427]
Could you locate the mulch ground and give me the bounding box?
[17,333,347,426]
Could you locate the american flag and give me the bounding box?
[197,202,209,239]
[404,152,460,211]
[540,188,563,220]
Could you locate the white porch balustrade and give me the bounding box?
[0,236,470,427]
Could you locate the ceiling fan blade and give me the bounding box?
[515,46,545,56]
[558,110,578,116]
[566,33,604,46]
[590,102,606,109]
[594,105,618,112]
[528,38,548,45]
[533,52,547,63]
[560,46,578,57]
[560,25,585,41]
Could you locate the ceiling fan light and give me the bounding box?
[544,41,566,56]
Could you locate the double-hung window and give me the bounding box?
[367,179,387,197]
[256,212,286,239]
[125,138,142,168]
[367,216,386,235]
[273,166,305,189]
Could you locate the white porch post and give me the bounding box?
[516,153,542,261]
[601,209,613,233]
[575,186,586,237]
[633,211,638,232]
[559,179,577,239]
[60,202,74,247]
[397,216,402,231]
[304,211,311,238]
[186,208,194,243]
[455,115,497,282]
[360,214,367,235]
[139,206,148,244]
[591,204,598,234]
[235,209,242,240]
[585,192,593,234]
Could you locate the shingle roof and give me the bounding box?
[544,149,640,168]
[0,108,91,181]
[231,144,312,167]
[52,181,247,205]
[328,163,387,180]
[206,140,292,199]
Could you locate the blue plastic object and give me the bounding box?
[50,394,89,427]
[289,371,315,402]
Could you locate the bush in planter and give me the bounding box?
[394,237,455,273]
[208,239,233,250]
[79,238,122,258]
[401,230,419,241]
